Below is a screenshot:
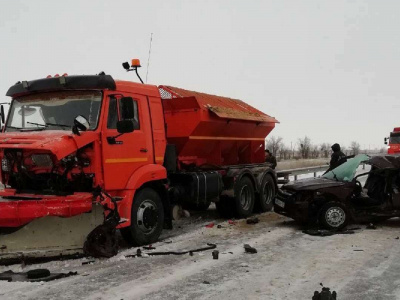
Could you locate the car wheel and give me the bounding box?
[121,188,164,246]
[256,174,276,212]
[319,202,348,230]
[234,176,255,218]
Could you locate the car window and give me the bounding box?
[323,154,369,182]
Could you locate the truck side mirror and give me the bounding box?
[120,97,135,120]
[0,105,4,124]
[72,115,89,136]
[117,120,135,134]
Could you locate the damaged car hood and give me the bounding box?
[0,131,99,159]
[283,177,346,192]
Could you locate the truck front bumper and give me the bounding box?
[0,189,94,227]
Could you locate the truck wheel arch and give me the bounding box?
[125,164,167,191]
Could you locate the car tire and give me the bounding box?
[120,188,164,246]
[234,176,255,218]
[255,174,276,212]
[319,202,348,230]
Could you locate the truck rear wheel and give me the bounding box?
[256,174,275,212]
[234,176,255,218]
[121,188,164,246]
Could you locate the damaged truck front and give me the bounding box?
[0,70,278,263]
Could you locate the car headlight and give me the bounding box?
[31,154,53,167]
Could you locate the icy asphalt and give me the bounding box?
[1,205,400,300]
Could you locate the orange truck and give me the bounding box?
[0,60,278,261]
[385,127,400,154]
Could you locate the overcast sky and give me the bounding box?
[1,0,399,150]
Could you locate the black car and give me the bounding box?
[274,154,400,230]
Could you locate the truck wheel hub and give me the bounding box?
[240,186,251,210]
[325,207,345,227]
[263,181,273,205]
[137,200,158,233]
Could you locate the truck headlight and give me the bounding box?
[1,158,10,172]
[31,154,53,167]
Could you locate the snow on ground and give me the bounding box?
[1,165,396,300]
[1,206,400,300]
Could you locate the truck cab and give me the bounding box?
[385,127,400,154]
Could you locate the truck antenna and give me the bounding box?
[146,33,153,83]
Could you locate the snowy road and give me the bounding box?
[1,205,400,300]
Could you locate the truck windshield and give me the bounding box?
[5,91,102,132]
[389,132,400,144]
[322,154,369,182]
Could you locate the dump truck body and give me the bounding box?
[0,73,278,262]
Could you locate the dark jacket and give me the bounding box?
[329,143,347,170]
[266,155,277,169]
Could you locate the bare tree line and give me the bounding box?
[266,136,385,160]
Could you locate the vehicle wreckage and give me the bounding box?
[0,60,278,263]
[275,154,400,229]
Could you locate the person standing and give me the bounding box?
[265,149,277,169]
[328,143,347,171]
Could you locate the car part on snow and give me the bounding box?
[0,269,77,282]
[366,223,377,229]
[312,287,337,300]
[244,244,257,254]
[126,243,217,257]
[212,250,219,259]
[246,217,259,224]
[302,228,359,237]
[83,188,121,258]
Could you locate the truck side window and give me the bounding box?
[132,100,140,129]
[107,97,140,129]
[107,97,118,129]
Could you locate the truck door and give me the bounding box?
[101,93,152,190]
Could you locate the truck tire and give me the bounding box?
[120,188,164,246]
[255,174,275,212]
[318,202,348,230]
[234,176,255,218]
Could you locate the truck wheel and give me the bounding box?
[121,188,164,246]
[234,176,255,218]
[319,202,348,230]
[256,174,276,212]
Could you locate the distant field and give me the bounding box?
[276,158,329,171]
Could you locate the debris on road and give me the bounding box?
[143,245,156,250]
[302,228,358,237]
[203,280,211,284]
[82,260,95,266]
[228,220,236,225]
[366,223,377,230]
[212,250,219,260]
[206,223,215,228]
[246,217,259,225]
[126,243,217,258]
[0,269,77,282]
[244,244,257,254]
